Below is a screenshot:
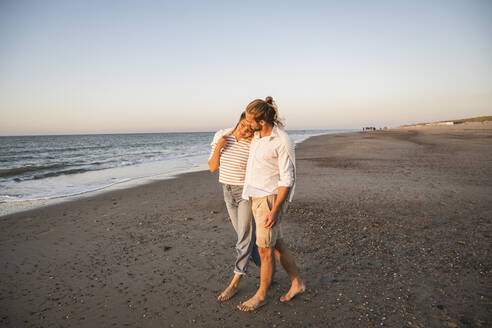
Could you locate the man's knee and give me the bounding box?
[258,246,274,258]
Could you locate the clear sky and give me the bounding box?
[1,0,491,135]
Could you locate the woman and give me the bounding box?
[208,112,260,302]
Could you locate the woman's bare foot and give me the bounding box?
[218,274,242,302]
[217,285,238,302]
[237,294,267,312]
[280,278,306,302]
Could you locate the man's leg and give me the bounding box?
[274,239,306,302]
[237,246,274,311]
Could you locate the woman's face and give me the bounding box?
[236,119,253,138]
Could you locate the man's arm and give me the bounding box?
[264,145,294,228]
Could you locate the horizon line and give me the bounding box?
[0,128,358,138]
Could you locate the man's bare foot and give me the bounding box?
[217,285,238,302]
[280,279,306,302]
[237,294,267,312]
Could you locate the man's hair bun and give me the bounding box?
[246,96,284,127]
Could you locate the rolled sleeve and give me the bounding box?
[277,145,294,187]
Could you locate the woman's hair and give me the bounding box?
[231,111,247,133]
[245,96,283,127]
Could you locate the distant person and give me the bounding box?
[238,97,306,312]
[208,112,260,302]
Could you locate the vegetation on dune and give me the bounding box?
[402,116,492,127]
[442,116,492,124]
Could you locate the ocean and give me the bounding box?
[0,129,352,215]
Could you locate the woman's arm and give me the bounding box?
[208,136,228,172]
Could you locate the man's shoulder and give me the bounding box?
[276,127,292,140]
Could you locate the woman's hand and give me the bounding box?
[217,136,228,149]
[208,136,228,172]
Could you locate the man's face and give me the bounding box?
[245,112,261,131]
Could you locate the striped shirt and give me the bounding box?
[210,134,251,185]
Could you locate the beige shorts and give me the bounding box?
[251,195,288,248]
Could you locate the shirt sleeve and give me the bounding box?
[277,144,294,187]
[208,131,221,161]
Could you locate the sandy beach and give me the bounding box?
[1,124,491,327]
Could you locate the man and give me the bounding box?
[237,97,306,312]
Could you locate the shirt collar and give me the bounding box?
[254,125,279,140]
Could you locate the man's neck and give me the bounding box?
[259,123,274,138]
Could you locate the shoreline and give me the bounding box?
[1,125,491,327]
[0,163,210,219]
[0,130,350,218]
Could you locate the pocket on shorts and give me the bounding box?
[252,197,264,210]
[265,195,277,211]
[253,198,268,222]
[260,197,274,214]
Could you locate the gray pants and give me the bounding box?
[222,184,260,275]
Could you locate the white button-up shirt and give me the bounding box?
[242,126,294,199]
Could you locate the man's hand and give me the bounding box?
[263,187,290,229]
[264,209,279,229]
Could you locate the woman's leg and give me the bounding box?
[233,186,258,275]
[218,184,243,302]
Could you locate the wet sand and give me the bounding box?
[1,124,491,327]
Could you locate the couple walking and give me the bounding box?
[208,97,306,311]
